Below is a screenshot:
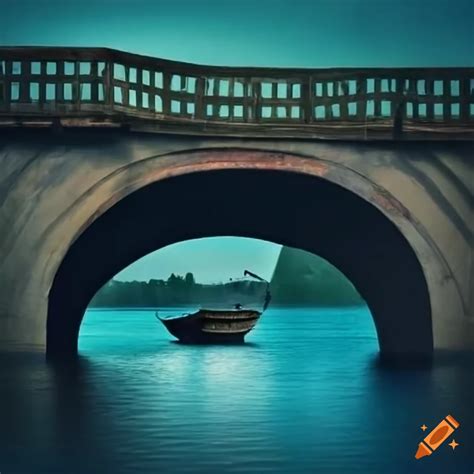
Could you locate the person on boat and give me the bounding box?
[234,303,243,310]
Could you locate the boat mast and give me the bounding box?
[243,270,272,311]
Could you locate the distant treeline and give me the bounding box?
[90,244,366,308]
[90,273,268,307]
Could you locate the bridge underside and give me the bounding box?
[47,169,433,361]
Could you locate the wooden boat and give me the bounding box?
[156,270,271,344]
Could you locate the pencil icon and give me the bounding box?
[415,415,460,459]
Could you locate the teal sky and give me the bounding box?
[2,0,471,282]
[115,238,282,284]
[0,0,472,67]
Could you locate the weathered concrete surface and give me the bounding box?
[0,129,472,357]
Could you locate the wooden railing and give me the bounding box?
[0,47,473,139]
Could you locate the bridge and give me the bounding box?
[0,47,472,361]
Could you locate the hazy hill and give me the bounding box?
[270,246,363,306]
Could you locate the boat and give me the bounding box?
[156,270,271,343]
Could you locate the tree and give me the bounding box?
[185,272,195,286]
[167,273,179,287]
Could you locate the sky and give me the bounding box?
[1,0,471,282]
[0,0,472,67]
[115,237,282,284]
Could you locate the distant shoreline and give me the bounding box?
[87,303,367,311]
[90,248,365,309]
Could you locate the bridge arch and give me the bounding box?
[46,148,432,360]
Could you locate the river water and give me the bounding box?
[0,307,472,474]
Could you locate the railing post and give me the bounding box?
[104,60,114,113]
[0,60,4,109]
[442,78,451,121]
[425,79,434,120]
[162,72,171,116]
[4,60,12,112]
[39,61,46,111]
[460,77,470,122]
[19,61,30,104]
[73,59,80,112]
[243,78,252,122]
[90,61,98,103]
[252,79,261,123]
[195,76,205,120]
[392,77,405,140]
[135,68,143,110]
[302,75,312,123]
[356,75,367,121]
[374,78,381,117]
[56,61,65,104]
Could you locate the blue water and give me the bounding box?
[0,307,472,474]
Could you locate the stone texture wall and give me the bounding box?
[0,129,472,354]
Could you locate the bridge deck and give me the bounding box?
[0,47,473,140]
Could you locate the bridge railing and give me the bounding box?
[0,47,473,139]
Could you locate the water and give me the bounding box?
[0,307,473,474]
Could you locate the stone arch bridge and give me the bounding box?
[0,47,472,361]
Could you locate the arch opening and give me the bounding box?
[47,168,432,361]
[81,236,371,351]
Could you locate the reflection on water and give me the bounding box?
[0,307,473,474]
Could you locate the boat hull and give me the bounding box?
[158,309,261,344]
